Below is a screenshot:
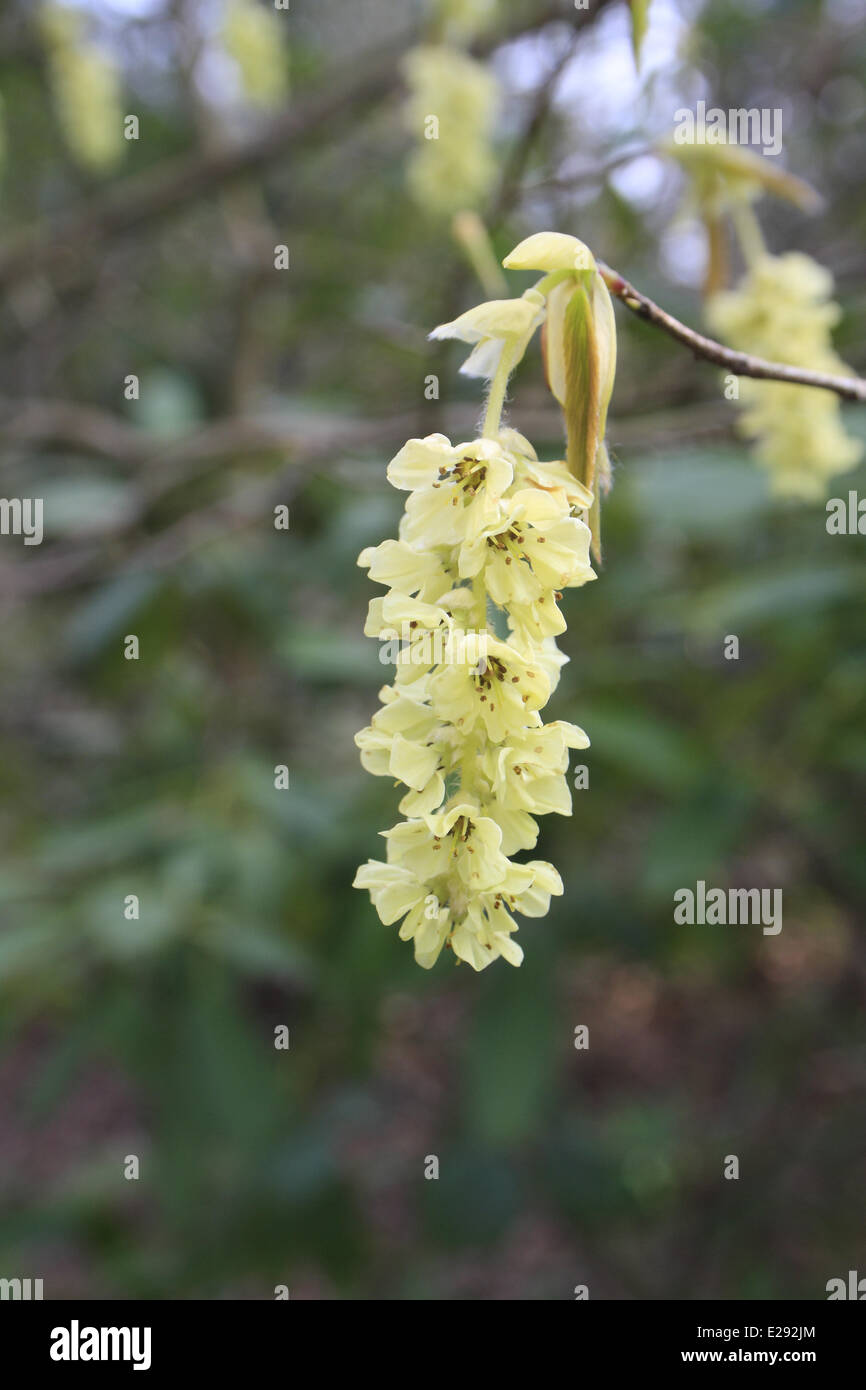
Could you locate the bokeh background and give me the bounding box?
[1,0,865,1300]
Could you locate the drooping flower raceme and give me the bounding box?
[668,133,858,497]
[707,252,863,499]
[222,0,289,108]
[353,235,616,971]
[39,3,124,173]
[402,44,499,218]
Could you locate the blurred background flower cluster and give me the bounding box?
[0,0,864,1299]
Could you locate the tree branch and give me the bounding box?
[599,263,866,403]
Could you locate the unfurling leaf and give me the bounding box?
[502,231,616,562]
[539,266,617,564]
[563,279,601,495]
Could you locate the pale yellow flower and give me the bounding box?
[430,293,546,379]
[403,45,499,218]
[430,634,550,744]
[357,538,453,601]
[222,0,289,108]
[707,253,863,497]
[457,489,595,606]
[40,4,123,173]
[392,435,514,547]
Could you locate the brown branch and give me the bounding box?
[0,393,733,601]
[0,398,146,463]
[0,409,426,599]
[599,263,866,402]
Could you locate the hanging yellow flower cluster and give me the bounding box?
[707,253,863,499]
[39,3,124,173]
[402,0,500,224]
[222,0,289,109]
[353,234,617,971]
[402,45,498,219]
[668,135,858,497]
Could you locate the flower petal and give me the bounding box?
[387,435,455,490]
[503,232,596,273]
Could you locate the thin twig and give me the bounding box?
[522,145,650,195]
[598,263,866,402]
[490,28,584,223]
